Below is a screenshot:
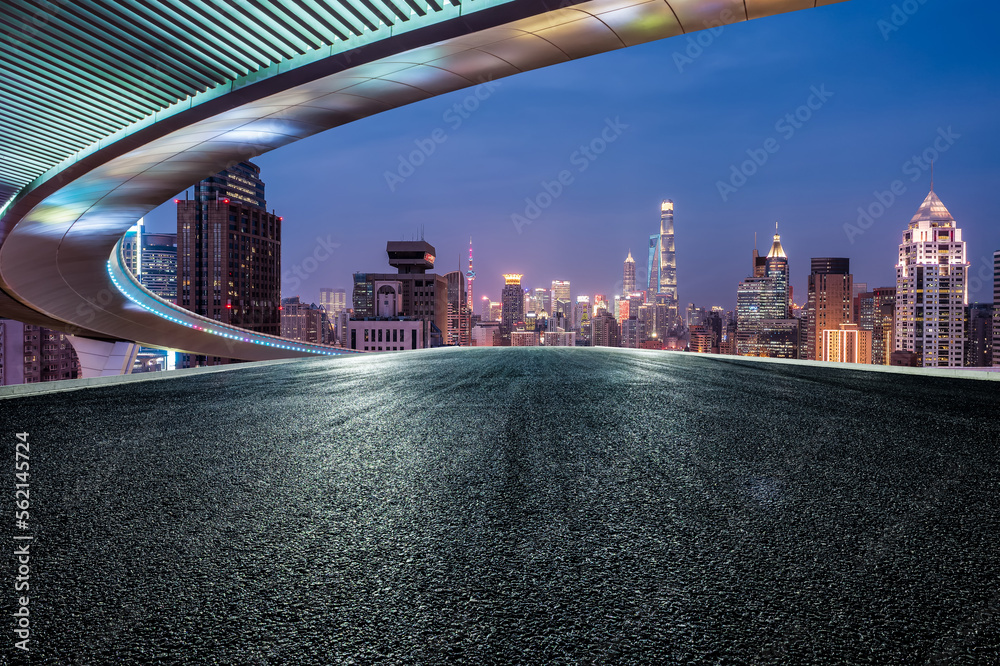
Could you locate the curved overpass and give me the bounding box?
[0,0,848,360]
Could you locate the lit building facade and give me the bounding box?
[551,280,571,324]
[995,250,1000,367]
[352,241,448,347]
[822,323,872,364]
[966,303,993,368]
[623,250,636,295]
[807,257,853,361]
[591,312,620,348]
[895,189,968,367]
[281,297,331,344]
[177,161,281,367]
[870,287,897,366]
[500,274,525,342]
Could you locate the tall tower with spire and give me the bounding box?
[895,186,968,367]
[658,200,678,327]
[765,222,790,318]
[623,250,636,295]
[465,237,476,314]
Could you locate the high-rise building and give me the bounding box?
[647,234,660,294]
[530,287,550,316]
[591,311,620,348]
[895,188,968,367]
[319,288,347,317]
[480,296,492,322]
[760,319,800,358]
[621,318,641,348]
[501,274,525,342]
[319,287,347,344]
[141,232,178,302]
[852,281,869,325]
[736,229,790,357]
[966,303,993,367]
[623,250,636,295]
[177,161,281,367]
[764,225,790,319]
[807,258,853,361]
[351,241,448,348]
[445,270,471,346]
[822,323,872,364]
[994,251,1000,367]
[0,320,80,385]
[574,295,590,332]
[551,280,571,323]
[657,200,679,329]
[868,287,896,365]
[281,296,331,344]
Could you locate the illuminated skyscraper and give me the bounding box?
[501,274,524,342]
[807,258,853,361]
[895,188,968,367]
[647,233,659,294]
[736,228,791,357]
[764,224,790,319]
[655,200,679,330]
[551,280,570,324]
[623,250,636,295]
[994,250,1000,367]
[177,161,281,367]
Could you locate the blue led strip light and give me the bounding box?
[108,239,355,356]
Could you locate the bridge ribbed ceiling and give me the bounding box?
[0,0,479,209]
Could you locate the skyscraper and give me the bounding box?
[141,231,178,302]
[871,287,897,366]
[623,250,636,295]
[994,250,1000,367]
[895,188,968,367]
[319,288,347,317]
[551,280,570,325]
[764,224,790,319]
[500,274,524,342]
[807,258,853,361]
[966,303,993,367]
[445,270,470,346]
[177,161,281,367]
[647,234,659,294]
[657,200,679,328]
[736,228,791,357]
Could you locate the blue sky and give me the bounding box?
[142,0,1000,311]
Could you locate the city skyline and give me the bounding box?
[136,0,1000,312]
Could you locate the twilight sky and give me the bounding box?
[142,0,1000,312]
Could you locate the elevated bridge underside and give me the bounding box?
[0,0,847,360]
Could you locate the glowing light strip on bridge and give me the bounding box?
[107,238,354,356]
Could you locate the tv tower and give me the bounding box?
[465,237,476,308]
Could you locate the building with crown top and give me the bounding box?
[895,189,968,367]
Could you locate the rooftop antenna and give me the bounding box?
[931,160,934,191]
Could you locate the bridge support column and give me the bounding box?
[68,336,138,378]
